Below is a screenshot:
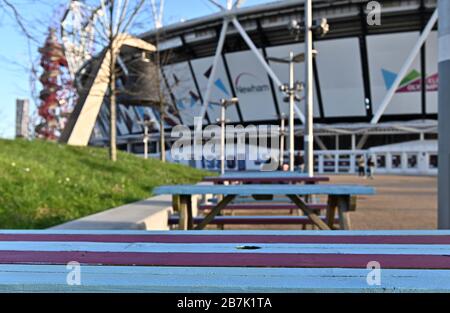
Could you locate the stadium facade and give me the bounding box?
[73,0,440,175]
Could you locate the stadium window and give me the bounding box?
[407,154,418,169]
[376,155,386,169]
[392,154,402,169]
[429,154,438,169]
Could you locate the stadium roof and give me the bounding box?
[140,0,437,64]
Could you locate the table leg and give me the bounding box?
[336,195,354,230]
[178,195,193,230]
[195,195,236,230]
[326,196,338,229]
[287,195,331,230]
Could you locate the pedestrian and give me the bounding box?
[367,157,375,179]
[295,152,305,173]
[357,156,365,177]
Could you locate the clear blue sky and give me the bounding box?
[0,0,275,139]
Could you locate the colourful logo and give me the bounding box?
[382,68,438,93]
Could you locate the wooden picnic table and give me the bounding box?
[154,184,375,231]
[1,230,450,292]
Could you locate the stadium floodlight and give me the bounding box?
[289,18,330,39]
[313,18,330,37]
[269,52,308,171]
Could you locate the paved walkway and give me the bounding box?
[227,175,437,230]
[327,175,437,230]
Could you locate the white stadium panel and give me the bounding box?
[315,38,366,117]
[190,56,240,123]
[225,49,278,121]
[163,62,206,126]
[266,43,320,118]
[367,31,422,116]
[426,31,438,114]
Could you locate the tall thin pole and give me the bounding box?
[220,104,226,175]
[280,114,286,168]
[289,52,295,172]
[109,3,117,162]
[438,0,450,229]
[143,125,149,160]
[304,0,314,177]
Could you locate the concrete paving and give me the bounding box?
[227,175,437,230]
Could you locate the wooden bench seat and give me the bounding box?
[199,203,327,211]
[168,215,338,226]
[0,230,449,292]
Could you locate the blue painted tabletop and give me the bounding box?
[154,184,376,196]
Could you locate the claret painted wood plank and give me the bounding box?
[0,250,449,269]
[2,232,450,244]
[153,184,376,196]
[203,176,330,183]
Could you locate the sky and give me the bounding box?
[0,0,276,139]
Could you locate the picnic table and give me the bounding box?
[1,230,450,292]
[154,184,375,230]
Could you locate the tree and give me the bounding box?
[85,0,147,162]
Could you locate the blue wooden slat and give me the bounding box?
[154,184,376,196]
[1,241,450,256]
[0,265,449,293]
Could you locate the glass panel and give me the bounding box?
[376,154,386,168]
[407,154,418,169]
[429,154,438,169]
[392,154,402,169]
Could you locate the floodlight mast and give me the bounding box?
[304,0,314,177]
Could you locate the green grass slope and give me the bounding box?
[0,139,211,229]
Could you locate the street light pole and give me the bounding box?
[138,119,156,160]
[289,52,295,172]
[280,114,286,169]
[143,125,149,159]
[304,0,314,177]
[220,103,226,175]
[219,98,239,175]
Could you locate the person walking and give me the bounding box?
[295,152,305,173]
[367,156,375,179]
[357,156,365,177]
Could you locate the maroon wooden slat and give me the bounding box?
[203,177,330,184]
[1,234,450,245]
[199,203,327,210]
[0,250,448,269]
[168,216,337,225]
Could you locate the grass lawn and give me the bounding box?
[0,139,212,229]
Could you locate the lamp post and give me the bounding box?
[268,54,305,172]
[138,118,156,159]
[304,0,314,177]
[289,2,329,176]
[279,113,286,169]
[219,97,239,175]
